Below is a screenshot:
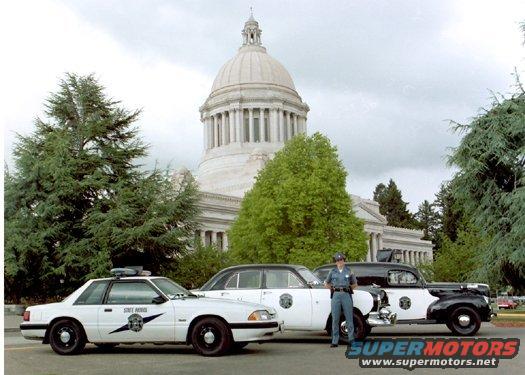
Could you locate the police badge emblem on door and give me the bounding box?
[279,293,293,309]
[399,296,411,310]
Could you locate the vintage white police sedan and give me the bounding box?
[314,262,495,336]
[196,264,396,341]
[20,269,281,356]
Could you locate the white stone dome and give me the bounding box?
[211,45,296,93]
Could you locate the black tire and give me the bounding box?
[94,343,118,350]
[191,317,232,356]
[327,310,367,342]
[49,319,86,355]
[364,323,372,337]
[447,306,481,336]
[231,341,249,351]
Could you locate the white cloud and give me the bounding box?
[1,0,211,171]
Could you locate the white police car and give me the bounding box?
[196,264,396,340]
[20,268,281,356]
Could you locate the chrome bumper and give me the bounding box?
[367,306,397,326]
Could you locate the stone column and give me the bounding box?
[365,233,371,262]
[229,109,235,143]
[223,233,229,251]
[249,108,254,143]
[286,111,292,140]
[221,112,228,145]
[370,233,376,262]
[293,113,298,136]
[200,230,206,246]
[236,109,242,144]
[279,110,285,141]
[378,233,383,252]
[213,115,219,148]
[298,116,304,134]
[270,108,278,142]
[211,231,217,245]
[260,108,265,142]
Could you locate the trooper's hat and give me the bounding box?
[333,252,346,262]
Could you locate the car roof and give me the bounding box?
[313,262,417,272]
[89,276,166,282]
[216,264,309,273]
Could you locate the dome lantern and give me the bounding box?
[241,10,262,47]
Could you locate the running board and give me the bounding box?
[396,319,437,324]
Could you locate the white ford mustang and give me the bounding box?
[20,268,281,356]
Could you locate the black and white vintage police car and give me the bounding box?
[195,264,397,340]
[20,268,281,356]
[313,262,495,336]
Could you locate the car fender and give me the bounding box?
[352,289,374,316]
[427,294,491,323]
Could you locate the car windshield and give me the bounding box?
[297,268,322,285]
[151,278,197,299]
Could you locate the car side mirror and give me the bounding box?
[152,295,166,304]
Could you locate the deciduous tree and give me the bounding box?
[229,133,368,268]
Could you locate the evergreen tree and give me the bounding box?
[373,179,417,229]
[229,133,368,269]
[4,74,199,302]
[448,81,525,292]
[414,200,439,241]
[434,181,464,242]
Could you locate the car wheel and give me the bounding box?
[191,317,232,356]
[231,341,249,351]
[49,319,86,355]
[364,323,372,337]
[447,306,481,336]
[340,311,366,341]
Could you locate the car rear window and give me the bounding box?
[74,281,109,305]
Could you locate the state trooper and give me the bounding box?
[323,252,357,347]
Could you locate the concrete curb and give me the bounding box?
[5,328,20,333]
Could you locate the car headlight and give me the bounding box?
[484,296,490,304]
[248,310,271,321]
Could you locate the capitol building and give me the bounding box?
[180,15,433,265]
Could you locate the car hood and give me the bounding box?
[426,282,490,297]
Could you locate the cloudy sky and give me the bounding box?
[2,0,524,211]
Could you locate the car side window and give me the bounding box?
[387,270,418,285]
[266,270,304,289]
[74,281,109,305]
[106,282,160,304]
[225,271,262,289]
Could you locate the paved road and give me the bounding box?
[5,324,524,375]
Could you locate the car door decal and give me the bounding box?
[109,313,165,334]
[279,293,293,309]
[399,296,411,310]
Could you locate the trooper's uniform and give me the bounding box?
[324,255,357,346]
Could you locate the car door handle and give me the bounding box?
[220,292,229,296]
[263,291,272,295]
[104,308,112,312]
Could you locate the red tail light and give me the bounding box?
[23,311,30,321]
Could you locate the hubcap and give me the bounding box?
[203,330,215,344]
[60,330,71,343]
[458,314,471,327]
[340,320,348,334]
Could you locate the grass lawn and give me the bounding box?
[492,310,525,327]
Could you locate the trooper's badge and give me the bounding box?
[279,293,293,309]
[127,314,144,332]
[399,296,411,310]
